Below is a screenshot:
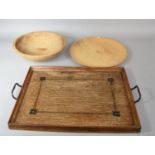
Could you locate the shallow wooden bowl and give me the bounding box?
[13,32,66,61]
[70,37,128,67]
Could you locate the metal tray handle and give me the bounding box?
[11,83,22,100]
[131,85,141,103]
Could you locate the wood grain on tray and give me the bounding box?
[8,67,141,132]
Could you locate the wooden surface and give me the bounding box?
[70,37,128,67]
[13,32,66,61]
[8,67,141,132]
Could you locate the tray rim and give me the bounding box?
[8,66,141,132]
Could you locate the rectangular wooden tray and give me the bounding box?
[8,67,141,132]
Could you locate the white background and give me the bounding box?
[0,19,155,136]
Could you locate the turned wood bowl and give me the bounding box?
[70,37,128,67]
[13,32,66,61]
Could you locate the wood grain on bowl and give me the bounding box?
[13,32,66,61]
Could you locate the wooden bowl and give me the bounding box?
[13,32,66,61]
[70,37,128,67]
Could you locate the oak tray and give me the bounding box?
[9,67,141,132]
